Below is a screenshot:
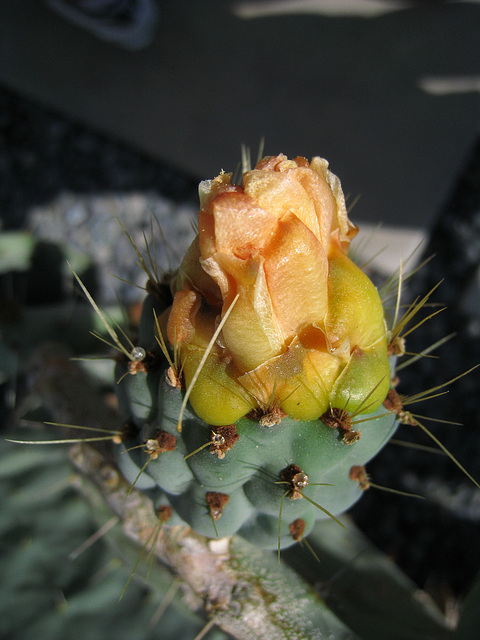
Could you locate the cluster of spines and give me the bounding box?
[9,226,479,559]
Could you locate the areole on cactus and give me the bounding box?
[115,152,400,550]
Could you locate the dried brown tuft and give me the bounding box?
[281,464,309,500]
[210,425,240,459]
[206,492,230,520]
[289,518,306,541]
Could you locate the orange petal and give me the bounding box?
[206,252,283,372]
[174,236,222,306]
[263,212,329,341]
[167,289,201,344]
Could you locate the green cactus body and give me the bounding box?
[115,293,398,550]
[115,154,399,550]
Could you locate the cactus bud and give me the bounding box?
[167,154,390,425]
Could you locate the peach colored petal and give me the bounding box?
[199,190,278,260]
[167,289,201,344]
[242,168,325,242]
[263,212,329,341]
[207,252,283,372]
[310,157,358,249]
[198,171,234,210]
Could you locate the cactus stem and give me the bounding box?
[176,294,240,432]
[277,464,344,560]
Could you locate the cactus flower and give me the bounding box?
[167,154,390,425]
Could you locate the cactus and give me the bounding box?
[4,151,479,640]
[114,154,400,551]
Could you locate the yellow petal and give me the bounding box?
[326,243,387,353]
[329,340,391,414]
[238,339,342,420]
[181,345,254,425]
[279,347,343,420]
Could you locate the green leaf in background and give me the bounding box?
[0,436,229,640]
[0,231,36,273]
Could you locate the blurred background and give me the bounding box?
[1,0,480,232]
[1,1,480,638]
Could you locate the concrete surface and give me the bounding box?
[1,0,479,229]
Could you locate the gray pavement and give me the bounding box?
[1,0,479,230]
